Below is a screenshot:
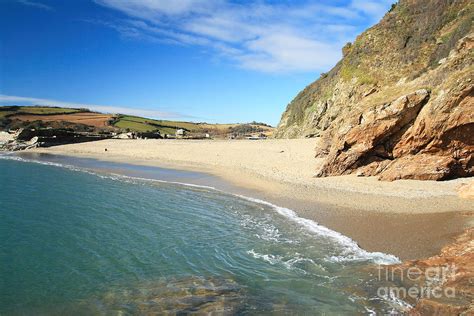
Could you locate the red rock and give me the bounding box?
[276,0,474,182]
[393,228,474,315]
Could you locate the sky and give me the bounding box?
[0,0,394,125]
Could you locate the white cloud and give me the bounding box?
[94,0,393,73]
[238,32,341,72]
[0,94,191,119]
[95,0,217,17]
[17,0,53,11]
[350,0,394,20]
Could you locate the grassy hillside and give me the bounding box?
[0,106,274,137]
[112,115,181,134]
[0,106,82,116]
[112,115,273,136]
[16,106,82,115]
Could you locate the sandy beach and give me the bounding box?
[31,139,474,260]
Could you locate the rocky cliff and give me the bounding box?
[275,0,473,181]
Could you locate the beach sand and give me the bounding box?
[31,139,474,260]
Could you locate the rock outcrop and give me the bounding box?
[82,276,245,314]
[0,128,114,151]
[276,0,473,181]
[389,227,474,314]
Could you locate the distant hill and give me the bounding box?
[0,105,274,138]
[275,0,473,181]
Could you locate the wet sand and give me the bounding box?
[29,139,474,260]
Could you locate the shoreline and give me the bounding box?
[27,139,474,260]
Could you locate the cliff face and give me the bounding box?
[275,0,473,180]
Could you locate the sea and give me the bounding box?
[0,153,409,314]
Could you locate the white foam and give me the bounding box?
[235,194,400,265]
[2,154,400,265]
[240,214,285,243]
[246,249,317,274]
[0,155,216,190]
[247,249,283,265]
[379,292,413,313]
[0,155,84,171]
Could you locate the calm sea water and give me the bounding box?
[0,155,405,314]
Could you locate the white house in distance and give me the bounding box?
[176,129,186,138]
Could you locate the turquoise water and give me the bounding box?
[0,155,404,314]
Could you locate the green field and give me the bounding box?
[0,106,83,116]
[0,106,274,136]
[18,106,82,115]
[111,115,221,135]
[112,115,187,134]
[0,111,15,118]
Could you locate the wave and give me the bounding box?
[1,153,400,265]
[0,154,217,189]
[235,194,399,265]
[246,249,323,275]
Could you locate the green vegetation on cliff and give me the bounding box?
[275,0,473,182]
[275,0,473,139]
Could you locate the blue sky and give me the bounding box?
[0,0,393,125]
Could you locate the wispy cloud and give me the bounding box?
[17,0,53,11]
[93,0,394,73]
[0,94,192,119]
